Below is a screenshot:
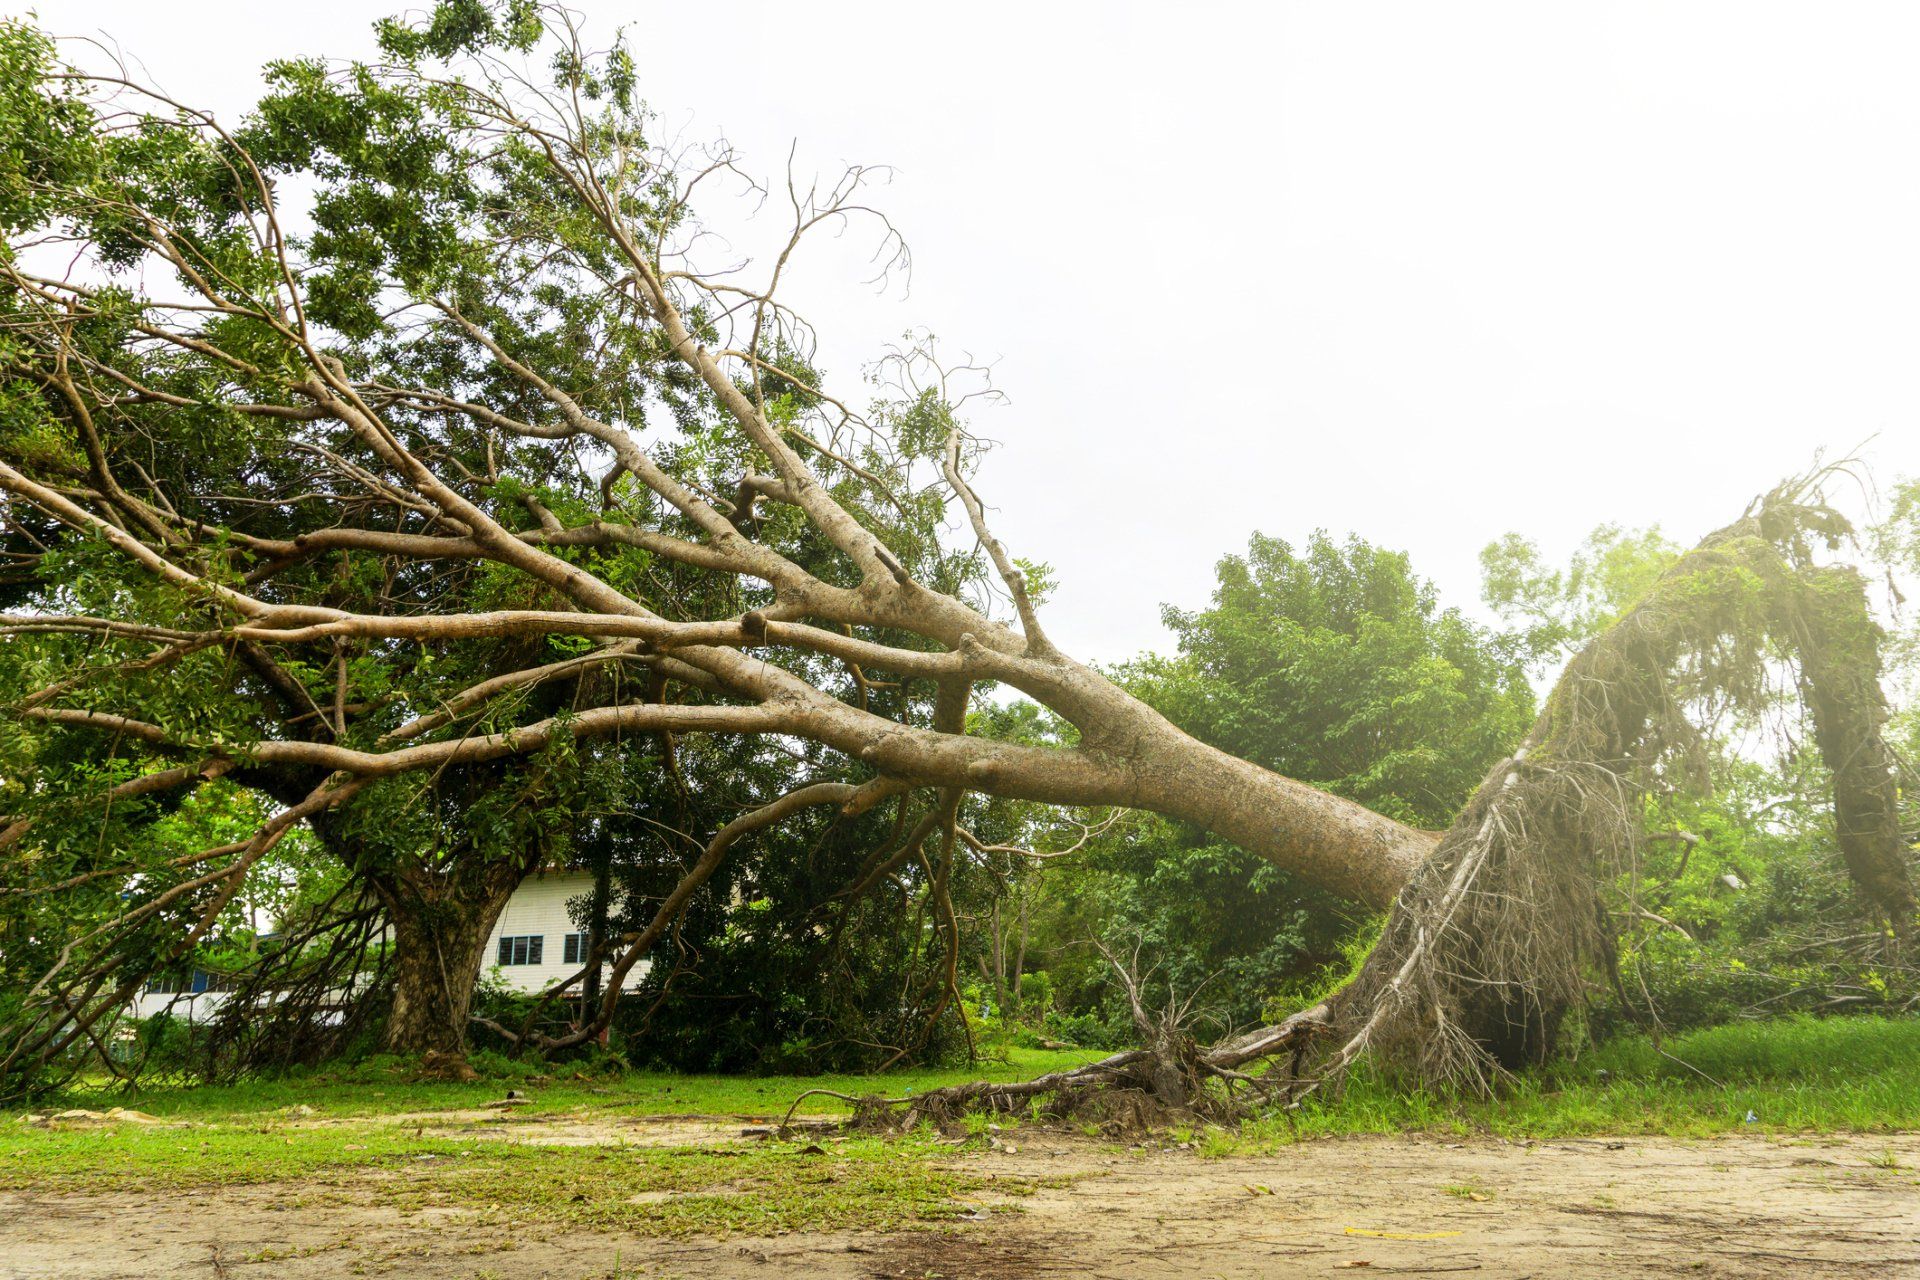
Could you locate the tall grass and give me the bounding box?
[1225,1014,1920,1149]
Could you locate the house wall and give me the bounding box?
[125,869,644,1019]
[127,977,234,1022]
[480,868,647,995]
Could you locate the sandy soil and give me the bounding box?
[5,1125,1917,1279]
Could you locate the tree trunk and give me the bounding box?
[1011,895,1029,1013]
[581,858,611,1018]
[797,651,1443,909]
[372,869,521,1070]
[987,900,1008,1013]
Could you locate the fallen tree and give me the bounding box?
[0,6,1428,1085]
[0,7,1909,1093]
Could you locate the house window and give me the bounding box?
[497,935,544,966]
[145,969,235,995]
[562,932,590,965]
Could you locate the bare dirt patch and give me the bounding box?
[4,1126,1915,1279]
[315,1105,768,1149]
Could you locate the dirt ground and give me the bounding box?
[5,1123,1917,1279]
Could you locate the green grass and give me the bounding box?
[42,1045,1105,1124]
[3,1045,1100,1237]
[8,1015,1917,1233]
[35,1019,1920,1141]
[1219,1014,1920,1151]
[0,1120,1038,1237]
[1,1118,459,1187]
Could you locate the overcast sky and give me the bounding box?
[32,1,1920,662]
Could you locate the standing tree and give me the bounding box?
[0,6,1909,1096]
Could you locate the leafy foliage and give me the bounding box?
[1028,532,1535,1038]
[1481,523,1683,668]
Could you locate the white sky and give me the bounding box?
[29,1,1920,662]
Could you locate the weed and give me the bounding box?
[1198,1126,1240,1158]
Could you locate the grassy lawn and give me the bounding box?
[39,1045,1108,1123]
[5,1016,1916,1238]
[1222,1014,1920,1151]
[2,1048,1092,1236]
[25,1017,1920,1139]
[0,1121,1038,1237]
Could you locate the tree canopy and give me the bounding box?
[1140,530,1535,827]
[0,4,1435,1088]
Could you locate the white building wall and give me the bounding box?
[127,869,644,1018]
[480,868,647,995]
[127,985,228,1021]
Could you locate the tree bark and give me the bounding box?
[370,867,522,1068]
[581,859,612,1014]
[1011,894,1030,1012]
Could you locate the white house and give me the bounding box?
[478,867,649,995]
[129,867,645,1020]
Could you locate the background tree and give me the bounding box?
[1481,522,1683,668]
[1027,531,1535,1039]
[1143,531,1535,826]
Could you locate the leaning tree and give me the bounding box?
[0,4,1910,1097]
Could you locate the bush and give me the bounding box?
[1042,1009,1127,1050]
[1014,970,1053,1018]
[120,1011,204,1076]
